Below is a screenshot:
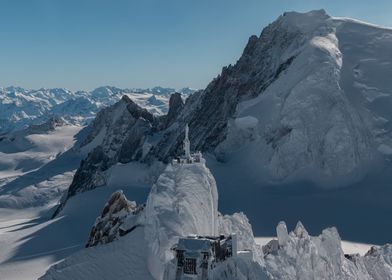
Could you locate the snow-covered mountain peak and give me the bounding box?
[213,9,392,185]
[279,9,331,32]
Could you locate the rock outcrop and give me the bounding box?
[51,96,161,217]
[86,190,144,247]
[27,116,65,134]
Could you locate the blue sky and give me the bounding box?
[1,0,391,91]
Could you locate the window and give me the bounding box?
[184,258,197,274]
[176,251,184,266]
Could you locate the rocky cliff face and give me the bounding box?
[51,96,161,217]
[27,116,65,134]
[145,11,307,162]
[86,190,144,248]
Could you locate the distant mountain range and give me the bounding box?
[0,86,196,133]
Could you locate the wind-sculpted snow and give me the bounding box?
[218,212,260,257]
[217,9,379,186]
[264,222,348,279]
[144,161,219,278]
[263,221,392,280]
[361,244,392,279]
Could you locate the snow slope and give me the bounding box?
[0,161,153,280]
[0,124,82,209]
[216,9,392,186]
[41,227,154,280]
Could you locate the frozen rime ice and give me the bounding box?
[276,221,289,247]
[263,222,392,280]
[144,162,219,279]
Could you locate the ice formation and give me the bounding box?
[276,221,289,247]
[144,161,219,279]
[263,221,392,280]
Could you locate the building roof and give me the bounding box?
[175,236,217,252]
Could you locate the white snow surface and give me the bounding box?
[217,9,392,187]
[261,221,392,280]
[144,161,219,279]
[255,238,373,256]
[41,227,154,280]
[0,125,82,209]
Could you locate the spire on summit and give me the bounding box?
[173,124,203,164]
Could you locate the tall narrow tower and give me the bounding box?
[184,124,191,159]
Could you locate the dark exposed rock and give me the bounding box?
[164,92,184,128]
[27,116,64,134]
[86,190,144,247]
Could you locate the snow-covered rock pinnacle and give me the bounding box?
[86,190,144,247]
[276,221,289,247]
[144,161,219,278]
[263,221,392,280]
